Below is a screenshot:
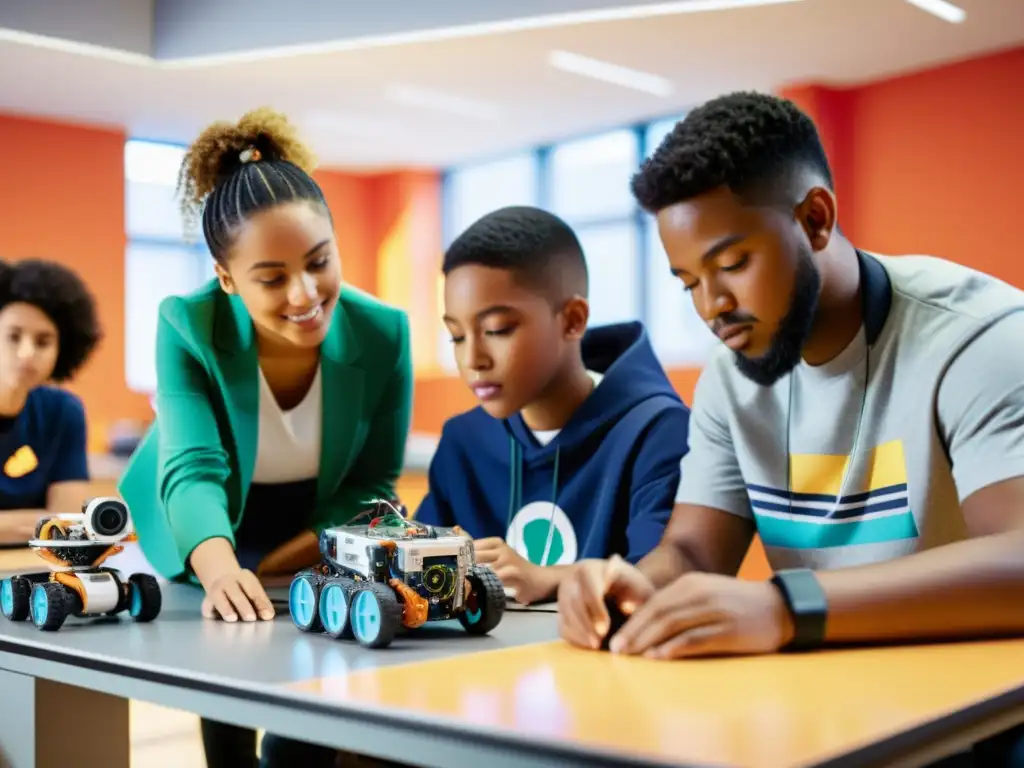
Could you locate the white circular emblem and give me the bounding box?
[506,501,578,566]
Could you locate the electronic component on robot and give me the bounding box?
[288,498,505,648]
[0,497,161,631]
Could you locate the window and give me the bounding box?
[548,129,638,223]
[124,242,211,393]
[643,115,686,161]
[444,152,540,245]
[438,152,542,372]
[644,222,716,366]
[124,140,211,393]
[577,222,640,328]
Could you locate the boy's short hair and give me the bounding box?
[443,206,588,302]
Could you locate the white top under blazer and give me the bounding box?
[251,364,323,484]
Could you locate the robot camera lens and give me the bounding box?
[92,501,127,537]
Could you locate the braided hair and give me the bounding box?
[177,107,330,262]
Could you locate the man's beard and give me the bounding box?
[734,250,821,387]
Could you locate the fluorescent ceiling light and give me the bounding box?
[1,0,805,69]
[549,50,673,97]
[904,0,966,23]
[384,84,500,122]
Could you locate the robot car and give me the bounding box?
[288,499,505,648]
[0,497,161,631]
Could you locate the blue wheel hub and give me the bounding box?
[318,583,348,635]
[289,577,316,629]
[0,580,12,617]
[130,582,143,617]
[351,590,381,645]
[31,585,48,625]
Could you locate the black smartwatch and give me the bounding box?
[770,568,828,651]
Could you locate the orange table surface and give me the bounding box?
[291,636,1024,768]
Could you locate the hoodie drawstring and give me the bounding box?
[506,434,560,566]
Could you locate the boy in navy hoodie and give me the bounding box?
[415,205,691,604]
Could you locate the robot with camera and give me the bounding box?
[0,497,161,631]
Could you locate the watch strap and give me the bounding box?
[770,568,827,651]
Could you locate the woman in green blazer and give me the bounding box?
[117,109,412,768]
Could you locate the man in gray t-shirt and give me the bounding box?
[558,92,1024,699]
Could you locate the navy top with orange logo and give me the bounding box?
[0,386,89,511]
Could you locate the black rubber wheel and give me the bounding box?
[458,565,506,635]
[30,582,73,631]
[128,574,162,622]
[1,577,30,621]
[349,583,403,649]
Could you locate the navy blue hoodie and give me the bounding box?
[415,321,690,566]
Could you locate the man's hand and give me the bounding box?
[474,537,556,605]
[608,572,794,658]
[557,555,656,650]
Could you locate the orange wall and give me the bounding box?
[0,115,153,449]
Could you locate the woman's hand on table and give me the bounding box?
[201,569,276,623]
[190,537,275,622]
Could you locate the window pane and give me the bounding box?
[549,129,638,223]
[124,140,198,241]
[126,180,195,241]
[125,242,210,393]
[124,140,185,185]
[643,114,687,160]
[445,152,539,243]
[577,222,640,328]
[644,221,716,365]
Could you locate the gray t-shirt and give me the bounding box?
[676,252,1024,571]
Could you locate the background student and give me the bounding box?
[415,205,690,604]
[118,107,413,768]
[0,258,101,544]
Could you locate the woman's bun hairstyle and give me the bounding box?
[176,107,328,260]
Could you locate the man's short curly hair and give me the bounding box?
[0,259,102,382]
[631,91,833,214]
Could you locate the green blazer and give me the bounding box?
[118,279,413,581]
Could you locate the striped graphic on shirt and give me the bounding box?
[747,439,919,550]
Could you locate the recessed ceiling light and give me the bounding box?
[549,50,673,97]
[904,0,966,23]
[384,84,500,122]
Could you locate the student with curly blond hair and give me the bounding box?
[118,108,413,768]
